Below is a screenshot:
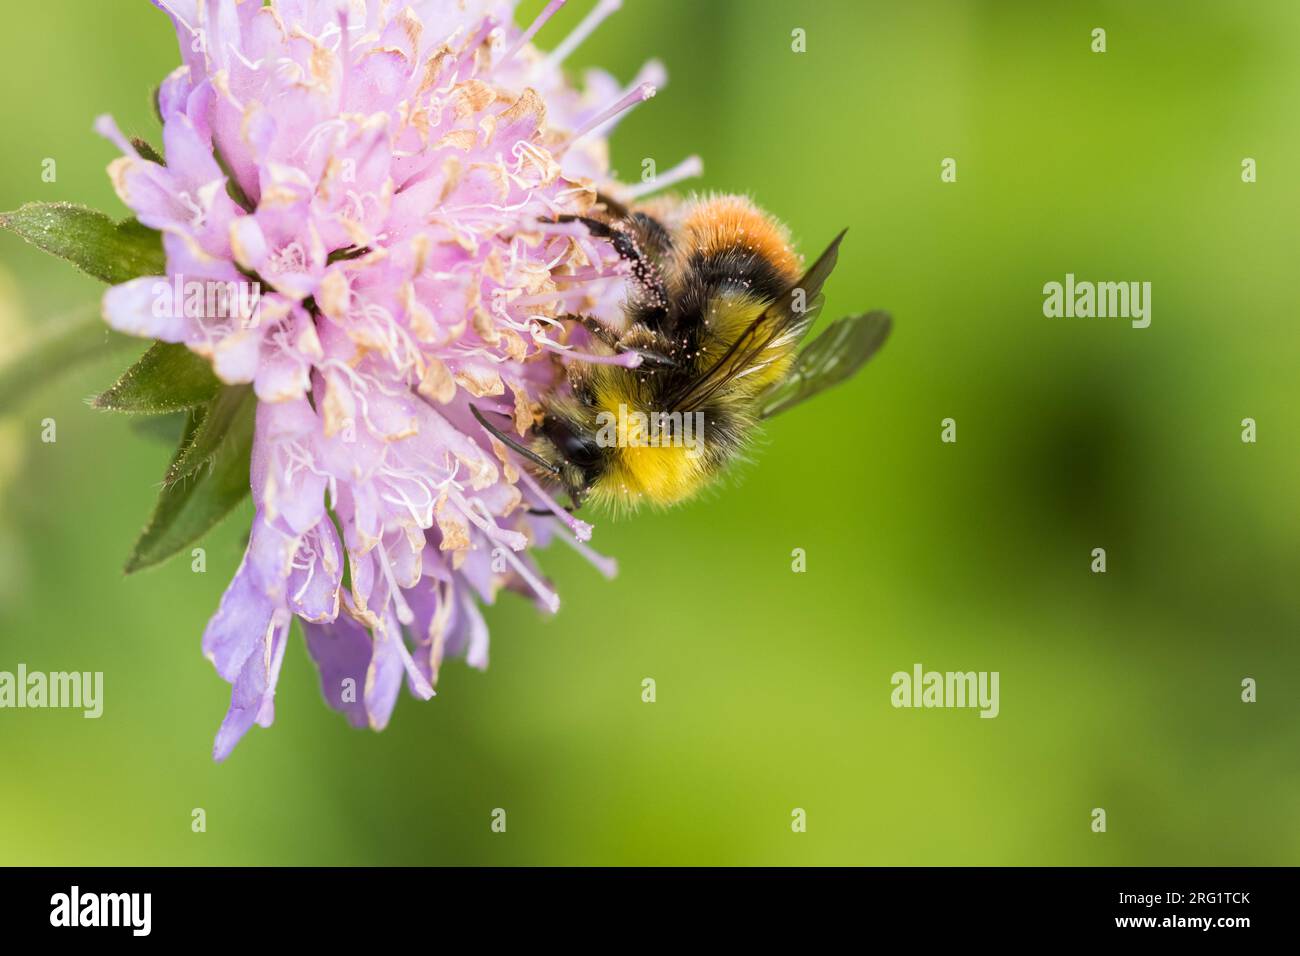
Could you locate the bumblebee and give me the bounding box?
[472,193,891,511]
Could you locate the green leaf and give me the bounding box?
[165,384,255,484]
[92,341,221,414]
[129,411,188,444]
[125,388,255,574]
[0,309,134,411]
[0,203,165,285]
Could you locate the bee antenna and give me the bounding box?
[469,404,562,476]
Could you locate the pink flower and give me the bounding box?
[95,0,691,759]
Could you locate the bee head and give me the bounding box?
[536,412,606,505]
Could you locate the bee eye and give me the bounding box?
[543,418,602,470]
[559,431,601,469]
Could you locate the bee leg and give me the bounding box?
[557,214,668,305]
[563,314,679,369]
[570,313,621,349]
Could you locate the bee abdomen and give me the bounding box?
[686,245,790,303]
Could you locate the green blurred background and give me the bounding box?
[1,0,1298,865]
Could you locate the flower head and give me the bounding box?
[95,0,684,759]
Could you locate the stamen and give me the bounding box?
[379,478,435,528]
[564,82,655,147]
[540,340,643,368]
[454,497,561,612]
[585,60,668,139]
[382,614,435,700]
[626,154,704,199]
[517,468,593,542]
[630,58,668,91]
[550,269,624,284]
[376,544,415,626]
[532,220,590,238]
[488,538,561,613]
[554,526,618,579]
[501,0,567,65]
[459,495,530,553]
[153,0,197,37]
[93,115,138,158]
[504,549,560,613]
[541,0,622,72]
[290,556,317,605]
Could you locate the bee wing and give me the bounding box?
[666,230,846,413]
[759,310,892,419]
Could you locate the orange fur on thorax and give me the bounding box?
[678,195,802,281]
